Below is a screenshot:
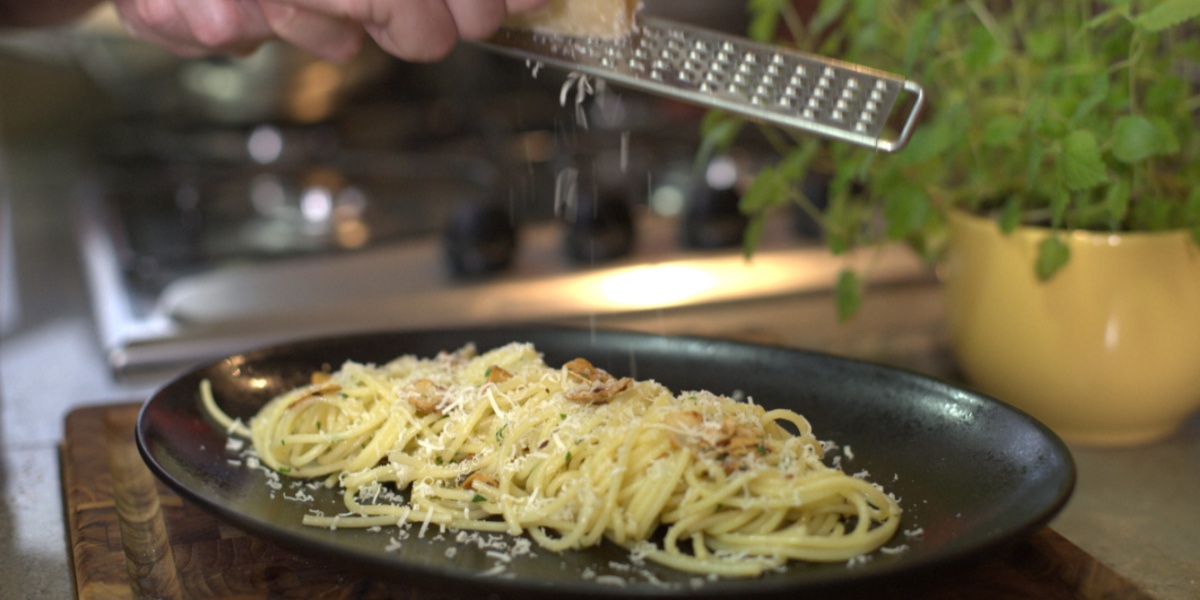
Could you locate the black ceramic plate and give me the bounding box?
[137,326,1074,599]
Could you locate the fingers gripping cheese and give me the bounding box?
[504,0,641,39]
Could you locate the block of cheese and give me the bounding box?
[504,0,641,39]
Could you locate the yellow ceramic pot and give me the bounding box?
[942,209,1200,446]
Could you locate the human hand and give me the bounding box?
[111,0,552,62]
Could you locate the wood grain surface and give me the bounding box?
[61,403,1155,600]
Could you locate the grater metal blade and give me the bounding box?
[478,15,925,153]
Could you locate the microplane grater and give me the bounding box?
[479,15,925,152]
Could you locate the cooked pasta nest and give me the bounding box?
[204,342,901,577]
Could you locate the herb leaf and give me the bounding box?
[741,213,768,259]
[740,166,786,214]
[1112,115,1176,163]
[835,269,863,322]
[883,184,931,240]
[1103,180,1131,226]
[999,197,1024,233]
[747,0,790,41]
[982,115,1022,147]
[1036,236,1071,281]
[696,111,744,168]
[1136,0,1200,32]
[1058,130,1107,191]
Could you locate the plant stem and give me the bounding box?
[965,0,1006,52]
[780,0,807,48]
[789,186,827,228]
[756,123,799,158]
[1127,6,1144,115]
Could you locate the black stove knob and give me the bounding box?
[444,202,517,277]
[563,192,636,264]
[682,182,746,250]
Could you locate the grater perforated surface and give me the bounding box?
[481,15,924,152]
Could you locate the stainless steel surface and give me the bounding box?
[481,15,924,152]
[69,34,929,374]
[78,184,930,372]
[2,42,1199,600]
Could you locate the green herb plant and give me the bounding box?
[702,0,1200,319]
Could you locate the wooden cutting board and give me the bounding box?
[61,403,1154,600]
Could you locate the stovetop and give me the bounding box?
[77,56,930,374]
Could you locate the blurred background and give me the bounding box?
[0,0,932,377]
[2,2,1195,598]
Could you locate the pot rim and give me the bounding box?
[948,207,1199,245]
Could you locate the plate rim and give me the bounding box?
[136,324,1076,597]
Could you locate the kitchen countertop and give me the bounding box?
[3,86,1199,600]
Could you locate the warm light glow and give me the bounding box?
[598,265,718,307]
[514,130,555,163]
[289,62,342,123]
[336,219,370,249]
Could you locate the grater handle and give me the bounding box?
[877,80,926,153]
[478,15,925,153]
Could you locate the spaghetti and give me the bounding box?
[203,342,901,576]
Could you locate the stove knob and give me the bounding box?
[444,202,517,277]
[682,182,746,250]
[563,192,636,264]
[683,156,746,249]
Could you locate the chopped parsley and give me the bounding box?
[472,494,486,503]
